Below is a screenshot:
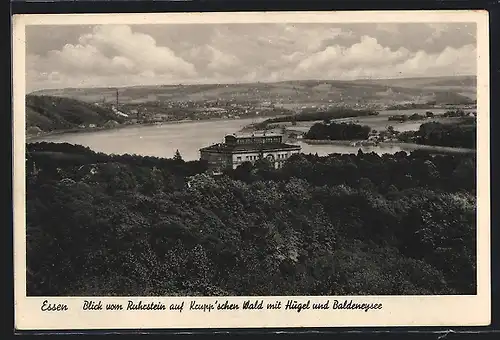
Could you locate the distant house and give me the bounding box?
[151,116,164,123]
[89,124,97,128]
[27,126,42,135]
[388,115,408,122]
[104,120,120,128]
[130,109,140,118]
[111,105,129,117]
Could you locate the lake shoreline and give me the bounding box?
[301,139,476,154]
[26,116,271,142]
[27,123,150,142]
[26,115,476,160]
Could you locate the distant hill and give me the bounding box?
[349,75,476,88]
[26,95,126,134]
[30,76,476,106]
[26,76,476,135]
[350,76,477,101]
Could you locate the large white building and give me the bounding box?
[200,133,301,171]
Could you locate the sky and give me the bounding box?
[25,23,477,92]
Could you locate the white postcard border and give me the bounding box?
[13,10,491,330]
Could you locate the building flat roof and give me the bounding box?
[227,132,283,139]
[200,142,301,154]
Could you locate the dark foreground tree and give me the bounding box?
[26,142,476,296]
[174,149,183,161]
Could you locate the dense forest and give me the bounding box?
[26,142,476,296]
[415,121,476,149]
[303,118,476,150]
[304,121,371,140]
[26,95,126,133]
[254,108,378,129]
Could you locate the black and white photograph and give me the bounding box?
[13,11,490,329]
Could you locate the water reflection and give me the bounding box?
[31,109,472,160]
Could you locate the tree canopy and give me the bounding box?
[26,142,476,296]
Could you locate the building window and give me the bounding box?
[237,156,241,162]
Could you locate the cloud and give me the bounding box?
[288,40,476,80]
[295,36,411,72]
[78,25,196,75]
[375,23,401,34]
[26,23,477,91]
[183,44,241,74]
[27,25,196,90]
[44,43,135,76]
[396,44,476,76]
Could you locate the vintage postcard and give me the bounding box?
[13,10,490,330]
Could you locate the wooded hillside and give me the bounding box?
[26,142,476,296]
[26,95,126,133]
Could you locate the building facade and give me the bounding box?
[200,133,301,171]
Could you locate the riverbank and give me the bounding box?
[302,139,476,154]
[27,123,146,142]
[26,116,267,142]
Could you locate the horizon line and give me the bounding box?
[27,74,477,95]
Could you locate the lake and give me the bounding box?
[29,109,473,161]
[286,108,473,134]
